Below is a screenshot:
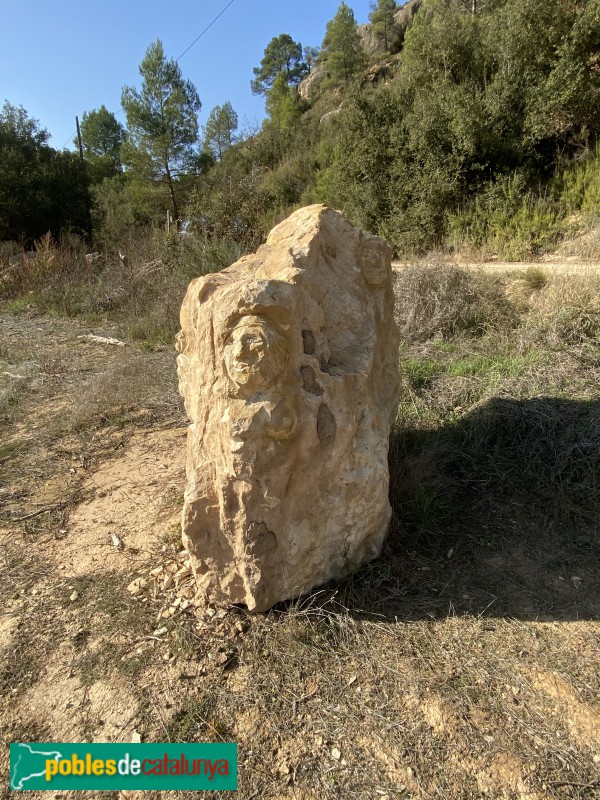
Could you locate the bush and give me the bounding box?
[393,262,518,343]
[553,141,600,222]
[447,174,563,261]
[528,273,600,345]
[521,266,548,291]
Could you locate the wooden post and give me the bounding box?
[75,116,84,162]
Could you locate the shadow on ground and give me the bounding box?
[319,396,600,622]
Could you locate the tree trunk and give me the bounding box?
[164,161,179,227]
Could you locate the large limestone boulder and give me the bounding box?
[394,0,422,28]
[358,23,380,57]
[298,64,329,102]
[176,205,399,612]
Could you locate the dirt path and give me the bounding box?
[393,258,600,274]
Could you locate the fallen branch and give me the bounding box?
[549,780,600,790]
[10,504,64,522]
[78,334,126,347]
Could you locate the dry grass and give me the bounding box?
[528,273,600,346]
[1,264,599,800]
[0,229,242,346]
[557,222,600,260]
[393,262,518,342]
[66,351,183,432]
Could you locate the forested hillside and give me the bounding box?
[1,0,599,259]
[194,0,600,259]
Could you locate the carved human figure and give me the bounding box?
[360,238,390,287]
[223,315,288,395]
[221,315,297,467]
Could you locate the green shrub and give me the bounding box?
[447,174,563,260]
[554,141,600,222]
[522,266,548,291]
[402,358,444,390]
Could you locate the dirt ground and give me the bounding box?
[1,269,599,800]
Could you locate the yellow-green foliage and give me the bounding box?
[553,141,600,221]
[449,145,600,260]
[521,266,548,291]
[447,174,562,261]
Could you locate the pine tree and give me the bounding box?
[77,105,125,181]
[303,46,321,73]
[369,0,399,52]
[203,102,238,160]
[265,73,302,133]
[322,3,366,85]
[121,39,201,222]
[251,34,307,95]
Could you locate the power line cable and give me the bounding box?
[176,0,236,62]
[59,0,235,150]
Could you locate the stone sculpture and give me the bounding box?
[176,204,399,611]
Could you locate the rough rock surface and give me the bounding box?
[298,65,329,102]
[358,23,380,57]
[394,0,423,29]
[176,205,399,612]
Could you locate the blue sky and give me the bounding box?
[0,0,373,150]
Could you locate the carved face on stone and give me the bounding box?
[223,316,287,392]
[360,240,389,287]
